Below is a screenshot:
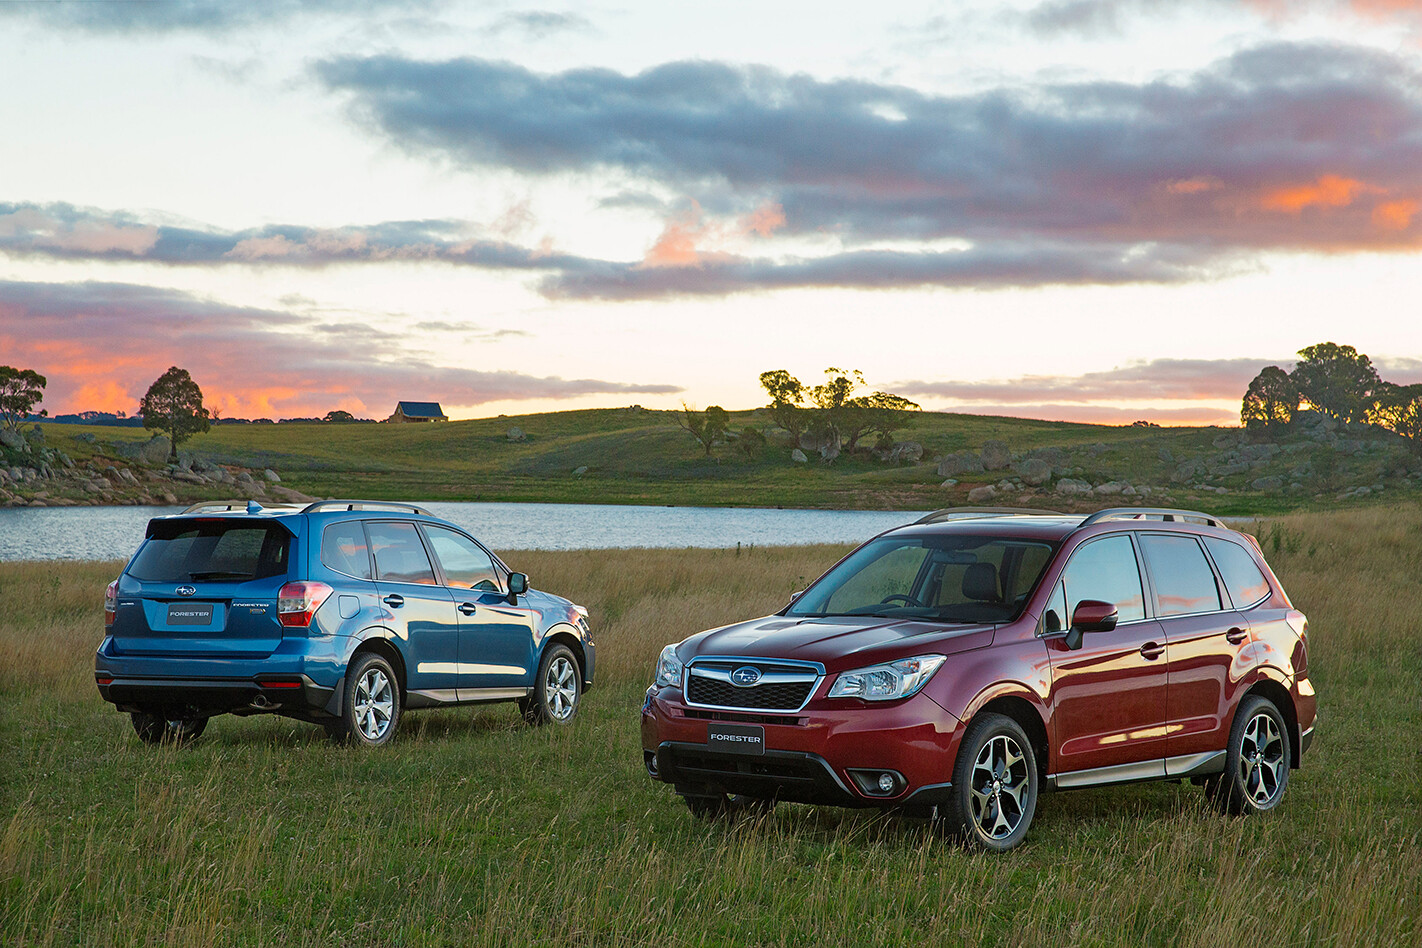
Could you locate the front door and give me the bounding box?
[1045,534,1169,781]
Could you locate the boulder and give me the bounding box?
[937,453,984,477]
[888,441,923,464]
[940,478,958,488]
[790,449,808,463]
[819,441,840,463]
[1157,446,1175,464]
[967,485,998,504]
[0,429,22,450]
[506,427,526,442]
[160,492,178,505]
[1027,446,1067,470]
[118,468,140,486]
[1094,481,1129,495]
[235,471,256,485]
[572,466,588,476]
[1251,475,1284,491]
[75,432,97,444]
[980,440,1011,471]
[1054,478,1093,495]
[263,469,281,483]
[1016,458,1052,487]
[138,436,171,466]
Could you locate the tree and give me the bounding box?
[1290,342,1379,425]
[758,369,808,445]
[324,409,355,423]
[734,425,766,460]
[678,404,728,457]
[807,368,920,453]
[0,366,47,431]
[140,366,211,462]
[1240,365,1298,431]
[1370,382,1422,450]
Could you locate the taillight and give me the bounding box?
[277,582,334,628]
[104,580,118,628]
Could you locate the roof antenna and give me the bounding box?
[247,500,264,514]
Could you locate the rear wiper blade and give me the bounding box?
[186,571,252,581]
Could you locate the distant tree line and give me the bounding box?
[1242,342,1422,448]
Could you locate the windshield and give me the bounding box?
[787,534,1056,624]
[129,521,291,583]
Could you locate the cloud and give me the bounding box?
[1014,0,1422,37]
[0,0,442,34]
[0,279,680,417]
[317,43,1422,256]
[896,358,1276,405]
[943,403,1241,426]
[483,10,593,39]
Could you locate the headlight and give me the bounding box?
[655,644,683,688]
[827,655,946,701]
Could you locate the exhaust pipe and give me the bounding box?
[250,694,275,710]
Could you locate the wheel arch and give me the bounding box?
[541,625,587,682]
[964,688,1051,780]
[1241,676,1300,769]
[349,634,409,702]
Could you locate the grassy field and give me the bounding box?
[42,407,1416,514]
[1,508,1418,946]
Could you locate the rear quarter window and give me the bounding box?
[129,522,290,583]
[1204,537,1272,607]
[322,521,373,579]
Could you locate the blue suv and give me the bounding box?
[95,500,595,746]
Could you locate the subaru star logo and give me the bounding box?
[730,665,762,687]
[175,585,197,597]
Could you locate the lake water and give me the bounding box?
[0,502,931,562]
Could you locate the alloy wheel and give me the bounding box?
[969,734,1031,840]
[1238,711,1286,807]
[544,656,577,721]
[353,667,395,741]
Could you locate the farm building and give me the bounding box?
[386,401,448,423]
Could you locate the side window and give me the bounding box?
[1061,535,1146,623]
[1041,581,1067,635]
[1140,534,1222,617]
[366,521,437,586]
[321,521,373,580]
[1204,537,1271,608]
[423,526,500,591]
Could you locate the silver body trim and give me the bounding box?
[1049,751,1227,789]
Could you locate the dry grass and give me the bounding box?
[0,510,1418,946]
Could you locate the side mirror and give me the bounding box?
[1064,599,1118,650]
[507,572,528,601]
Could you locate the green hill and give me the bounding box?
[28,406,1422,515]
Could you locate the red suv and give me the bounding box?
[641,507,1315,850]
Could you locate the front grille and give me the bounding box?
[671,750,823,785]
[687,677,813,710]
[681,708,807,726]
[683,658,821,712]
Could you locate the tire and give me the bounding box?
[331,652,401,747]
[1206,695,1290,816]
[943,712,1039,851]
[521,644,581,726]
[130,711,208,746]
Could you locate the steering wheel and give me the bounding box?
[879,594,923,607]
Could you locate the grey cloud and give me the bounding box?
[0,279,680,415]
[484,10,593,39]
[0,0,441,34]
[896,358,1277,405]
[317,43,1422,250]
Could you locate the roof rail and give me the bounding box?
[180,500,302,514]
[916,506,1066,525]
[300,499,434,516]
[1078,507,1224,528]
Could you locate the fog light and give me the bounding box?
[877,773,895,793]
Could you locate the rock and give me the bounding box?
[507,427,526,442]
[967,485,998,504]
[572,466,588,476]
[0,429,23,450]
[790,449,808,463]
[1251,475,1284,491]
[1121,485,1139,497]
[888,441,922,464]
[1212,434,1236,449]
[118,469,140,486]
[1027,446,1068,470]
[1016,458,1052,486]
[263,469,281,483]
[1157,446,1175,464]
[980,440,1011,471]
[1094,481,1129,495]
[236,471,255,485]
[937,453,984,477]
[940,478,958,487]
[75,432,96,444]
[819,442,840,462]
[171,471,205,485]
[139,436,171,465]
[161,492,178,505]
[1055,478,1093,495]
[995,480,1018,492]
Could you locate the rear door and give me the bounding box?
[113,517,293,658]
[366,520,459,698]
[420,524,537,697]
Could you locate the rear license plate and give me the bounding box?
[707,722,765,755]
[167,602,215,625]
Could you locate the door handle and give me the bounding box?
[383,594,404,608]
[458,602,478,616]
[1226,627,1248,645]
[1140,641,1165,660]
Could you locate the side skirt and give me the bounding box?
[1048,751,1227,790]
[405,686,533,709]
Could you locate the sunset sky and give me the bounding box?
[3,0,1422,425]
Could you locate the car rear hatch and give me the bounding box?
[112,516,296,658]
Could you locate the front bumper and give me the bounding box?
[640,685,964,808]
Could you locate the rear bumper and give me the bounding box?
[96,672,335,717]
[640,685,964,809]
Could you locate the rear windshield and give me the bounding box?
[129,521,291,583]
[787,534,1057,624]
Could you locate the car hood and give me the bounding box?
[681,614,994,670]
